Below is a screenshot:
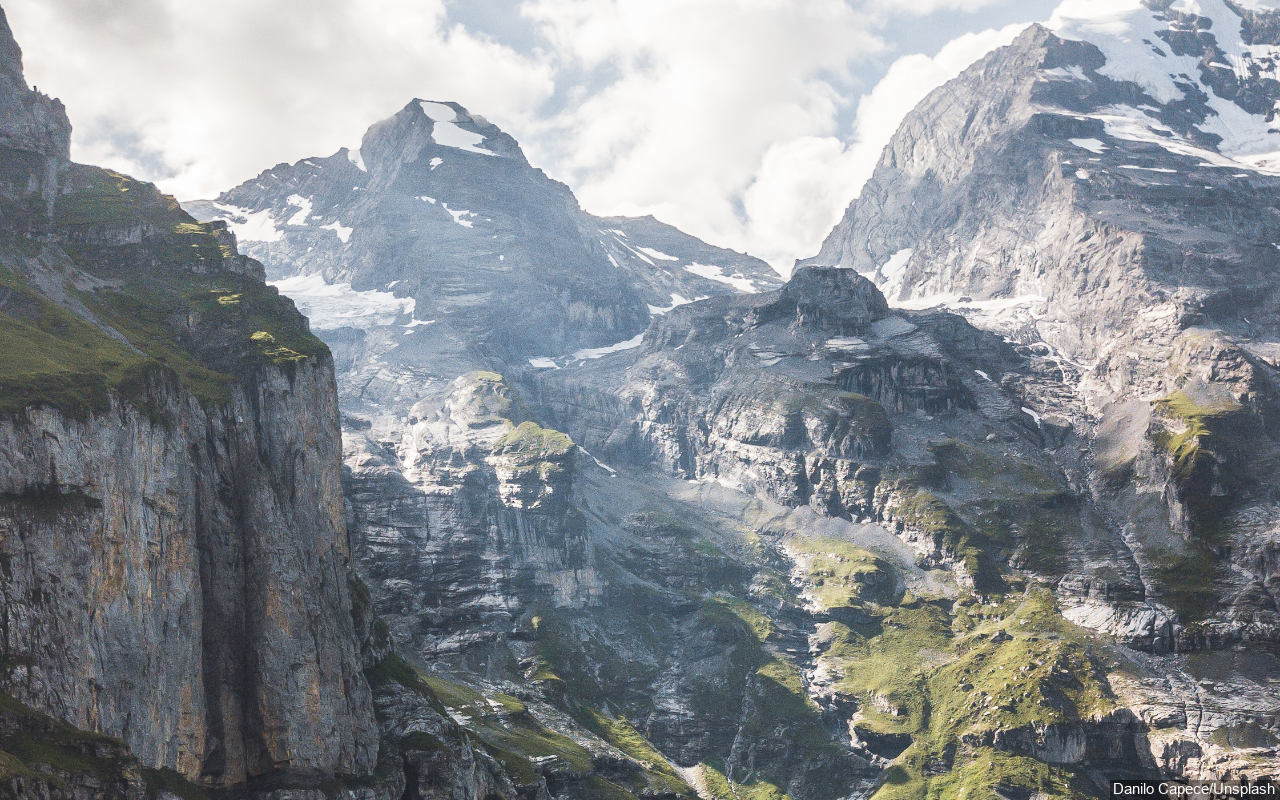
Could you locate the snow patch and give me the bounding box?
[442,202,477,228]
[648,293,697,315]
[320,220,353,242]
[347,147,366,172]
[1044,65,1089,81]
[429,157,443,169]
[1069,137,1108,153]
[270,274,415,330]
[212,202,282,243]
[571,333,645,360]
[877,248,915,298]
[637,246,680,262]
[684,262,758,293]
[1052,1,1280,172]
[418,101,498,157]
[285,194,313,226]
[528,357,558,369]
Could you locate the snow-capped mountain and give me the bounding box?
[186,99,778,418]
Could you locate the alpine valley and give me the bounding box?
[2,0,1279,798]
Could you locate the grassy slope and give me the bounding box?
[0,164,324,418]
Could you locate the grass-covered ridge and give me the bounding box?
[1152,390,1240,483]
[0,164,325,417]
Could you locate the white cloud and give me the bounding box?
[519,0,882,265]
[736,23,1025,271]
[4,0,555,199]
[519,1,1030,271]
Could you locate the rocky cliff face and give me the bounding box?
[0,9,383,796]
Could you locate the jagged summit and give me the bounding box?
[348,97,526,175]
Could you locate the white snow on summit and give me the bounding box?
[418,101,498,157]
[1049,0,1280,172]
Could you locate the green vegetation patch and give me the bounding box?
[143,767,210,800]
[52,167,185,229]
[1152,391,1239,482]
[578,709,696,797]
[369,653,593,788]
[0,690,133,789]
[0,162,324,417]
[496,420,575,459]
[700,762,792,800]
[809,591,1114,799]
[788,535,896,611]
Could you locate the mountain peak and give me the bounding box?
[351,97,523,176]
[0,6,70,159]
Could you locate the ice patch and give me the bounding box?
[637,246,680,262]
[285,194,313,226]
[270,273,415,330]
[442,202,477,228]
[528,357,558,369]
[684,263,758,293]
[320,220,353,242]
[1069,137,1108,153]
[418,101,497,157]
[648,293,696,315]
[571,333,645,360]
[212,202,282,243]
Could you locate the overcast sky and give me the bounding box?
[5,0,1060,270]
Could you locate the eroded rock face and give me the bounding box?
[0,362,377,786]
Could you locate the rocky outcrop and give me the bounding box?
[0,7,68,219]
